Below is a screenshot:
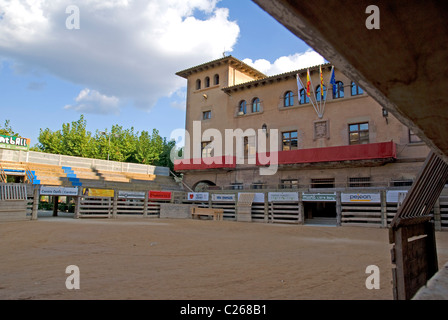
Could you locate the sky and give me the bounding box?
[0,0,325,146]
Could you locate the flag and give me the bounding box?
[330,66,336,96]
[296,73,303,93]
[320,65,324,97]
[306,69,311,97]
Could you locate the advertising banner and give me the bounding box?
[118,191,146,199]
[148,191,172,200]
[238,193,265,203]
[187,192,209,201]
[341,193,381,203]
[0,134,30,151]
[40,186,79,196]
[302,192,337,202]
[212,194,236,202]
[268,192,299,202]
[82,188,114,197]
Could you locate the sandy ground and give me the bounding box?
[1,216,448,300]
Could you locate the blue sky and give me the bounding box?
[0,0,324,146]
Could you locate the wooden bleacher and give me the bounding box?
[0,159,183,191]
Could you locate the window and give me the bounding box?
[390,180,413,187]
[196,79,201,90]
[311,178,335,189]
[282,131,298,151]
[201,141,212,158]
[243,136,249,159]
[202,111,211,120]
[251,182,264,190]
[299,88,309,104]
[231,183,243,190]
[349,122,369,145]
[238,100,247,115]
[205,76,210,88]
[351,81,363,96]
[281,179,299,189]
[214,74,219,85]
[349,177,371,188]
[333,81,344,99]
[252,97,260,113]
[409,129,422,143]
[316,85,327,102]
[284,91,294,107]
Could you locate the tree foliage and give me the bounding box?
[0,120,19,137]
[35,115,175,168]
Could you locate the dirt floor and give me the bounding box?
[1,216,448,300]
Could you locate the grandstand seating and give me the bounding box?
[0,160,182,191]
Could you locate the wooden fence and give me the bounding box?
[77,196,168,218]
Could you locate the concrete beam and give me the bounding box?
[252,0,448,163]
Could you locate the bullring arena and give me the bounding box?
[1,216,446,300]
[1,150,448,300]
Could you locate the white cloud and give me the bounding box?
[64,88,120,115]
[243,50,326,76]
[0,0,239,114]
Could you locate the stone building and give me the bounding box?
[174,55,429,195]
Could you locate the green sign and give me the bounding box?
[302,192,336,202]
[0,135,30,151]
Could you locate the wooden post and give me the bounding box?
[380,189,387,228]
[298,192,304,225]
[336,191,342,226]
[143,190,149,217]
[74,186,82,219]
[31,185,39,220]
[433,199,441,231]
[264,191,269,223]
[112,189,118,218]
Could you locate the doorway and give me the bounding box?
[304,202,337,225]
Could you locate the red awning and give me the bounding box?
[174,156,236,171]
[257,141,396,165]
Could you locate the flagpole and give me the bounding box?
[308,69,320,117]
[322,65,334,118]
[300,71,319,116]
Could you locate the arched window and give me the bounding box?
[333,81,344,99]
[351,81,364,96]
[238,100,247,115]
[214,74,220,85]
[205,76,210,88]
[316,85,327,102]
[252,97,260,113]
[284,91,294,107]
[299,89,310,104]
[196,79,201,90]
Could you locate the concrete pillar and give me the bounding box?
[112,189,118,218]
[143,190,149,217]
[336,191,342,226]
[380,190,388,228]
[31,185,39,220]
[434,199,441,231]
[52,196,59,217]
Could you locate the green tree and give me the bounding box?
[155,138,176,172]
[134,129,164,165]
[36,115,93,157]
[0,120,19,137]
[35,115,168,167]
